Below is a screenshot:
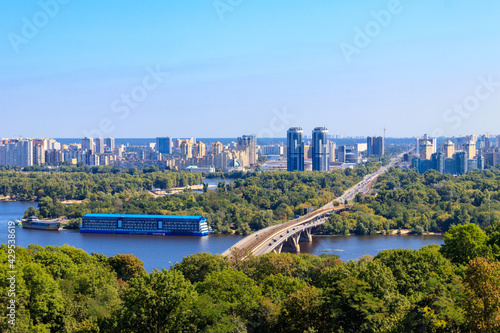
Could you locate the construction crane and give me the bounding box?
[218,169,228,194]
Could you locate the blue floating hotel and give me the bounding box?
[80,214,209,236]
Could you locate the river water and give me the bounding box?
[0,201,443,272]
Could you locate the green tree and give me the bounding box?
[464,257,500,333]
[21,262,65,331]
[196,269,262,320]
[108,253,146,282]
[119,269,196,332]
[440,223,490,265]
[173,252,229,284]
[279,284,326,333]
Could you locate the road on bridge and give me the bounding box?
[222,153,406,258]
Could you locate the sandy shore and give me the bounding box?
[0,195,13,201]
[61,200,83,205]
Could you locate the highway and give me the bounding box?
[222,153,406,258]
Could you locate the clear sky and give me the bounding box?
[1,0,499,138]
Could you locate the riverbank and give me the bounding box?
[0,195,14,201]
[315,229,445,237]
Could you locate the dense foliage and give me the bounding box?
[3,233,500,332]
[319,167,500,235]
[1,165,378,234]
[0,166,203,201]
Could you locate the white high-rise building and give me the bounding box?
[0,139,33,167]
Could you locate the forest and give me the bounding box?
[2,221,500,332]
[0,164,378,234]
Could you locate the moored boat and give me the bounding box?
[22,216,61,231]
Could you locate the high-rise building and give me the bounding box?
[465,140,476,159]
[443,140,455,158]
[156,137,173,154]
[329,141,337,162]
[431,152,445,174]
[444,158,455,174]
[482,135,492,149]
[455,152,468,175]
[193,141,206,159]
[0,139,34,167]
[287,127,304,171]
[174,138,182,149]
[312,127,329,171]
[337,145,347,163]
[477,155,485,170]
[105,138,115,151]
[416,134,436,157]
[180,140,192,159]
[420,141,434,160]
[303,145,312,159]
[95,138,105,154]
[237,135,257,165]
[367,136,385,156]
[33,144,45,165]
[81,137,94,151]
[212,141,223,156]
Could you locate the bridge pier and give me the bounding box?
[273,243,284,254]
[281,233,301,253]
[299,227,313,242]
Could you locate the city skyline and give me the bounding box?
[1,1,500,138]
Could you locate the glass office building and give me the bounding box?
[156,137,173,154]
[287,127,304,171]
[312,127,329,171]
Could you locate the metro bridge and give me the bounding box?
[222,204,345,259]
[222,152,406,259]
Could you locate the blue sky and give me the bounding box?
[1,0,499,138]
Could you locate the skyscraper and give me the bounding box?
[212,141,223,156]
[0,139,34,167]
[95,138,105,154]
[416,134,436,157]
[367,136,385,157]
[180,140,192,159]
[455,152,468,175]
[329,141,337,162]
[287,127,304,171]
[105,138,115,151]
[420,141,434,160]
[33,144,45,165]
[443,140,455,158]
[156,137,172,154]
[193,141,206,158]
[431,152,445,174]
[81,137,94,151]
[465,140,476,159]
[312,127,329,171]
[237,135,257,165]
